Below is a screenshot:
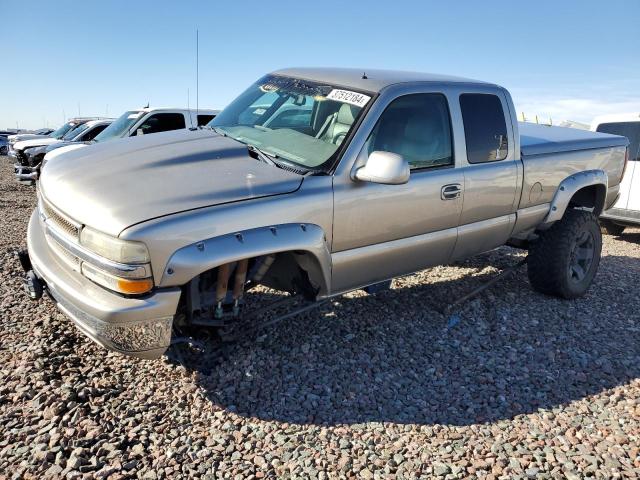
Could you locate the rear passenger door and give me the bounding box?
[451,91,519,260]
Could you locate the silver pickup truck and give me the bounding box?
[22,68,629,359]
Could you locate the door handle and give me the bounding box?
[441,184,462,200]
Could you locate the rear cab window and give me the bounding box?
[459,93,509,163]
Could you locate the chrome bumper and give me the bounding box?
[14,164,38,182]
[26,210,181,359]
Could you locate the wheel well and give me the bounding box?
[175,250,325,326]
[568,184,606,216]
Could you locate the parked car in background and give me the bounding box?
[14,119,114,183]
[21,68,628,359]
[0,134,9,156]
[33,128,54,136]
[7,128,58,146]
[16,119,113,164]
[591,114,640,234]
[8,118,98,157]
[42,107,219,162]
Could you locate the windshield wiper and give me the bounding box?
[211,126,227,137]
[247,144,277,166]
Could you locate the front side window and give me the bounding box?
[135,113,186,135]
[94,111,143,142]
[65,123,90,140]
[82,124,108,141]
[197,114,215,126]
[596,122,640,161]
[366,93,453,170]
[50,122,77,139]
[460,93,509,164]
[210,74,373,169]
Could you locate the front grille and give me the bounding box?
[41,199,80,239]
[15,150,28,166]
[48,234,81,271]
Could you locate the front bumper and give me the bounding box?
[14,164,38,183]
[26,210,181,359]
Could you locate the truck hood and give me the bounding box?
[39,129,304,236]
[44,143,86,161]
[10,133,49,143]
[14,137,60,151]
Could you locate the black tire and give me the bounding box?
[528,209,602,299]
[600,219,625,236]
[0,146,7,156]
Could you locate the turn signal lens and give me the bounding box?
[116,278,154,295]
[82,262,153,295]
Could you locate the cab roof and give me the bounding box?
[272,67,494,93]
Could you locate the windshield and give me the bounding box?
[63,122,89,140]
[210,75,372,169]
[94,110,142,142]
[49,122,76,139]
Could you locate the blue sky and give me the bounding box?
[1,0,639,129]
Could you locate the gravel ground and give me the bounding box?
[0,156,639,479]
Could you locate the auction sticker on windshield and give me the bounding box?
[326,89,371,108]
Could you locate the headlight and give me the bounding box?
[26,146,45,158]
[80,227,150,264]
[79,227,153,294]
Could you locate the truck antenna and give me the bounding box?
[196,29,199,121]
[187,88,195,129]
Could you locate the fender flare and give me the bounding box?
[540,169,608,228]
[158,223,332,296]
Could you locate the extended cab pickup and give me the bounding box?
[22,68,629,359]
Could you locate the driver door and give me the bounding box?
[331,92,463,294]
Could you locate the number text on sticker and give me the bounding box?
[326,89,371,108]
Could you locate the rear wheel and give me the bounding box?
[600,219,625,236]
[528,209,602,299]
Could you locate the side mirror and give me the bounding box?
[354,151,410,185]
[136,129,144,136]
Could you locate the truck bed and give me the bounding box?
[519,122,628,157]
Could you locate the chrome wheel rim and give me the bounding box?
[568,230,595,283]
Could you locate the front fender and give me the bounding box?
[158,223,332,296]
[540,169,607,228]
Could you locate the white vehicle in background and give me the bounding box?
[592,114,640,234]
[7,129,53,145]
[8,119,92,155]
[14,119,114,183]
[44,107,219,161]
